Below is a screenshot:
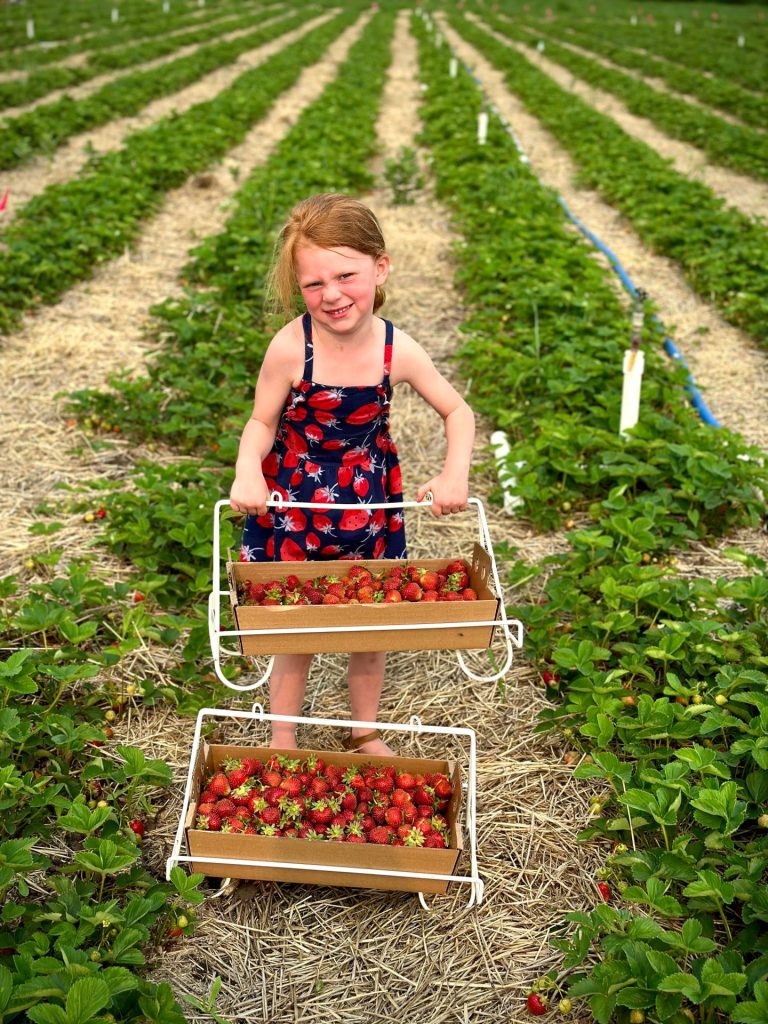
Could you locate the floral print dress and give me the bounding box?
[240,313,407,562]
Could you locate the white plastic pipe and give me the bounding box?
[619,349,645,437]
[163,0,170,11]
[490,430,524,512]
[111,7,119,23]
[26,18,35,39]
[674,20,682,34]
[449,57,458,78]
[737,33,745,47]
[477,111,489,145]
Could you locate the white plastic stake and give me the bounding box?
[162,0,170,12]
[435,31,444,47]
[737,33,745,47]
[674,20,682,35]
[198,0,205,6]
[477,110,489,145]
[449,56,458,78]
[26,17,35,39]
[490,431,525,512]
[630,14,637,25]
[619,350,645,437]
[536,39,545,52]
[111,7,119,23]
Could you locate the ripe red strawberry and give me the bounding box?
[309,777,330,799]
[261,769,282,788]
[384,807,402,828]
[526,994,547,1016]
[214,799,236,817]
[391,789,412,808]
[460,588,478,601]
[412,785,434,806]
[424,833,446,849]
[383,590,402,603]
[309,802,333,827]
[401,581,423,602]
[395,773,416,791]
[259,807,281,826]
[341,792,357,812]
[346,833,367,843]
[129,819,144,839]
[403,826,425,847]
[322,594,341,605]
[279,777,302,797]
[368,826,392,845]
[240,757,261,777]
[402,802,418,824]
[196,812,221,831]
[232,784,254,806]
[227,768,249,790]
[446,559,469,575]
[433,776,453,800]
[597,882,612,902]
[264,787,285,807]
[207,773,231,797]
[371,775,395,795]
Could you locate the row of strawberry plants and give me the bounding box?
[416,17,768,1023]
[536,18,768,130]
[0,13,396,1018]
[501,19,768,183]
[0,5,312,171]
[533,8,767,94]
[0,0,234,54]
[447,9,768,350]
[0,6,357,334]
[0,0,280,111]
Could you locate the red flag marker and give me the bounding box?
[0,190,9,213]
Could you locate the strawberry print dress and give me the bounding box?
[240,313,407,562]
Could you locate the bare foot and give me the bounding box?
[270,726,297,750]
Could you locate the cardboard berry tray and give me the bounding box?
[184,743,463,893]
[226,542,500,655]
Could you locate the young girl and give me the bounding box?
[229,193,475,755]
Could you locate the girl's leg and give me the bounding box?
[268,653,313,749]
[346,651,395,756]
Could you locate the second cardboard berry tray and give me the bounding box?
[208,496,523,691]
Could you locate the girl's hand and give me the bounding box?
[230,475,270,517]
[416,475,469,517]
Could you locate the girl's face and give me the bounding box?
[294,244,389,336]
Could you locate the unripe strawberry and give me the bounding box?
[176,915,189,929]
[758,814,768,828]
[558,998,572,1013]
[714,694,728,706]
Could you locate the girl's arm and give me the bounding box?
[230,327,300,515]
[392,334,475,516]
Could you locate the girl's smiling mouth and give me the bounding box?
[326,304,353,318]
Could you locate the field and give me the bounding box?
[1,1,767,1022]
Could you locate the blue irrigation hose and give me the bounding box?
[439,30,722,428]
[560,202,722,428]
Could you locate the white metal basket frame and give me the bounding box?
[209,495,523,691]
[166,707,484,908]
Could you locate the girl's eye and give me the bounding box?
[339,273,353,280]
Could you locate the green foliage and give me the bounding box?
[383,146,425,205]
[415,14,768,1021]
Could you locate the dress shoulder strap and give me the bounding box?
[382,319,394,385]
[301,312,313,380]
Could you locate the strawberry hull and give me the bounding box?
[227,542,499,655]
[184,744,463,893]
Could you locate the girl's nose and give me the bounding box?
[322,280,342,301]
